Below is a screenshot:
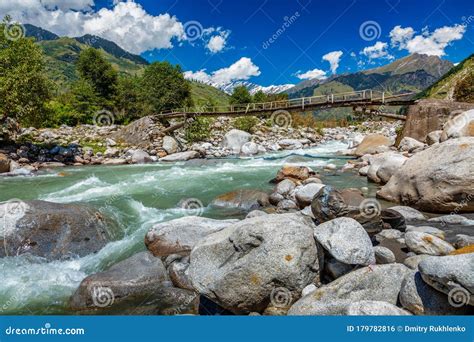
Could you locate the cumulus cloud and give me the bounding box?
[322,51,343,74]
[360,41,393,60]
[296,68,327,80]
[205,29,230,53]
[184,57,260,85]
[389,24,466,56]
[0,0,231,54]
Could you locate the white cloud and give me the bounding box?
[205,29,230,53]
[184,57,260,85]
[1,0,227,54]
[296,68,327,80]
[389,25,415,49]
[322,51,343,74]
[389,24,466,56]
[360,41,393,60]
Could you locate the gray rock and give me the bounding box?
[440,109,474,142]
[428,214,474,226]
[102,158,127,165]
[454,234,474,249]
[159,151,200,162]
[400,270,472,315]
[70,252,199,315]
[346,300,411,315]
[373,246,396,264]
[378,138,474,213]
[222,129,251,154]
[358,165,369,176]
[288,264,411,315]
[131,149,152,164]
[419,254,474,306]
[375,229,403,242]
[426,130,442,145]
[314,218,375,266]
[269,192,284,205]
[278,139,303,150]
[300,206,315,219]
[275,179,296,196]
[389,206,427,221]
[295,183,325,208]
[302,284,317,297]
[399,137,425,153]
[277,199,298,210]
[145,216,237,257]
[188,213,321,314]
[241,142,259,156]
[0,200,115,260]
[162,136,179,154]
[405,231,455,256]
[367,152,407,184]
[403,254,431,270]
[406,226,445,240]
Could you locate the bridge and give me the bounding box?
[157,90,416,119]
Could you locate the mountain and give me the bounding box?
[24,24,59,41]
[419,54,473,102]
[286,54,454,99]
[75,34,149,66]
[192,80,294,95]
[190,81,230,107]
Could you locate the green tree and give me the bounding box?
[253,90,267,103]
[140,61,192,114]
[76,47,118,100]
[0,16,51,127]
[69,79,101,123]
[230,85,252,104]
[113,75,142,121]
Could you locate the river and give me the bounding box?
[0,141,378,314]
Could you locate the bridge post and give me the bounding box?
[302,97,305,110]
[370,90,373,100]
[363,90,366,99]
[331,94,334,103]
[382,92,385,104]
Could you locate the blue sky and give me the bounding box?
[2,0,473,86]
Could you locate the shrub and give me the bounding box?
[184,117,214,142]
[233,116,259,132]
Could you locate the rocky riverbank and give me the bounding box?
[0,116,399,176]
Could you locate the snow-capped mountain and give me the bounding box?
[217,81,294,95]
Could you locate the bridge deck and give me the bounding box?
[157,90,416,119]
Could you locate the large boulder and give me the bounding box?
[188,213,321,314]
[405,231,454,256]
[0,153,10,173]
[0,200,115,260]
[222,129,251,154]
[354,134,391,156]
[388,206,427,221]
[288,264,411,315]
[440,110,474,142]
[399,271,471,315]
[377,138,474,213]
[419,254,474,306]
[275,165,311,183]
[145,216,238,257]
[314,218,375,266]
[70,252,199,315]
[210,189,270,211]
[426,130,442,145]
[130,149,152,164]
[241,142,259,156]
[162,136,180,154]
[398,137,425,152]
[159,151,200,162]
[295,183,325,208]
[367,152,407,184]
[278,139,303,150]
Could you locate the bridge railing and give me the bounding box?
[164,89,413,115]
